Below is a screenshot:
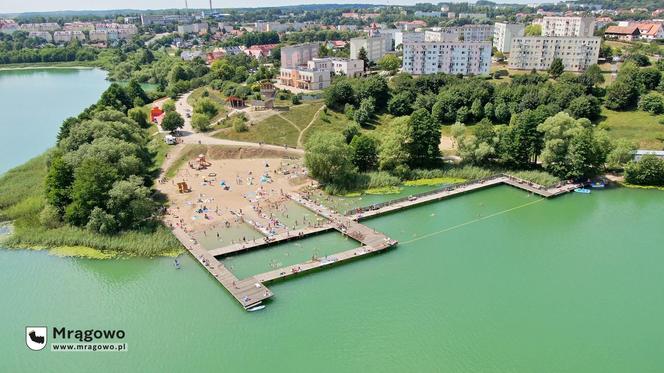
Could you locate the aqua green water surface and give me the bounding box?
[0,68,108,174]
[2,186,664,372]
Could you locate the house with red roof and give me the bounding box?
[604,25,641,41]
[635,22,664,41]
[243,43,279,59]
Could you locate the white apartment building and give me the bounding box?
[140,14,194,25]
[402,41,492,75]
[255,21,306,32]
[414,11,442,17]
[28,31,52,42]
[493,23,526,53]
[457,13,488,20]
[541,16,595,37]
[508,36,600,72]
[281,43,319,69]
[20,23,60,32]
[425,24,493,42]
[53,30,86,43]
[178,23,208,34]
[395,31,425,48]
[279,57,363,91]
[63,22,95,32]
[350,36,389,62]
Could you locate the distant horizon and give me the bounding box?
[1,0,546,16]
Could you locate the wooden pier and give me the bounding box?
[172,173,580,310]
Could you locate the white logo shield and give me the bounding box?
[26,326,47,351]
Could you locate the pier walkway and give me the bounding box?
[347,174,580,220]
[173,173,579,310]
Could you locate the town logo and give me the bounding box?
[26,326,47,351]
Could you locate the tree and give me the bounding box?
[624,155,664,186]
[566,95,601,120]
[304,133,356,187]
[162,99,176,112]
[161,111,184,132]
[350,134,378,172]
[324,79,355,111]
[354,98,375,127]
[106,175,156,229]
[357,47,369,71]
[638,93,664,114]
[625,53,650,67]
[548,58,565,79]
[357,75,390,111]
[192,113,211,132]
[640,67,662,90]
[193,98,219,118]
[98,83,132,113]
[45,156,73,213]
[537,113,610,179]
[65,158,119,226]
[377,54,400,72]
[128,107,148,128]
[579,64,605,89]
[407,108,441,168]
[126,80,149,107]
[606,139,636,170]
[388,91,414,116]
[605,80,639,110]
[379,117,410,173]
[524,24,542,36]
[342,123,361,144]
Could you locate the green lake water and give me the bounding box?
[0,67,109,174]
[2,69,664,372]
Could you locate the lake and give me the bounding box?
[0,68,108,174]
[2,69,664,372]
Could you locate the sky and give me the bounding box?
[0,0,527,15]
[1,0,399,14]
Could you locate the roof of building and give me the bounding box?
[634,22,663,37]
[605,25,641,35]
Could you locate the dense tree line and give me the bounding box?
[44,84,159,234]
[0,33,98,64]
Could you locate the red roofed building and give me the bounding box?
[207,49,225,64]
[243,43,279,59]
[635,22,664,41]
[605,25,641,41]
[150,107,164,124]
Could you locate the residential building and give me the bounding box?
[140,14,194,25]
[604,25,640,41]
[341,12,380,21]
[278,57,364,91]
[53,31,86,43]
[414,11,442,17]
[635,22,664,41]
[425,25,493,42]
[20,23,60,32]
[218,23,234,32]
[402,40,492,75]
[63,22,95,32]
[0,19,18,34]
[350,36,389,62]
[508,36,601,72]
[220,46,244,55]
[493,23,526,53]
[178,23,208,34]
[395,20,427,31]
[457,13,488,20]
[594,16,613,29]
[243,43,278,59]
[395,31,425,49]
[336,25,359,31]
[90,30,110,42]
[28,31,52,42]
[281,43,319,69]
[180,50,204,61]
[541,16,595,37]
[254,21,305,32]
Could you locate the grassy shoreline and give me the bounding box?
[0,61,101,71]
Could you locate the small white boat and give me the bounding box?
[247,305,266,312]
[574,188,591,194]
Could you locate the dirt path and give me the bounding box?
[297,104,326,148]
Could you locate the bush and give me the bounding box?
[191,113,211,132]
[193,98,219,118]
[625,155,664,186]
[638,93,664,115]
[232,117,248,132]
[291,94,301,105]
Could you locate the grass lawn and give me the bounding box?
[597,108,664,150]
[279,101,324,130]
[213,116,300,148]
[186,87,228,123]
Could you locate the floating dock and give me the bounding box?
[172,173,580,310]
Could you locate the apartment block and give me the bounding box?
[281,43,319,69]
[350,36,389,62]
[493,23,526,53]
[140,14,194,25]
[508,36,600,72]
[278,57,364,91]
[28,31,52,42]
[395,31,425,48]
[541,16,595,37]
[425,24,493,42]
[178,23,208,34]
[402,41,492,75]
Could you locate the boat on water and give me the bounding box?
[590,182,605,188]
[574,188,591,194]
[247,305,266,312]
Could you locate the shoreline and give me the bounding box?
[0,61,102,71]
